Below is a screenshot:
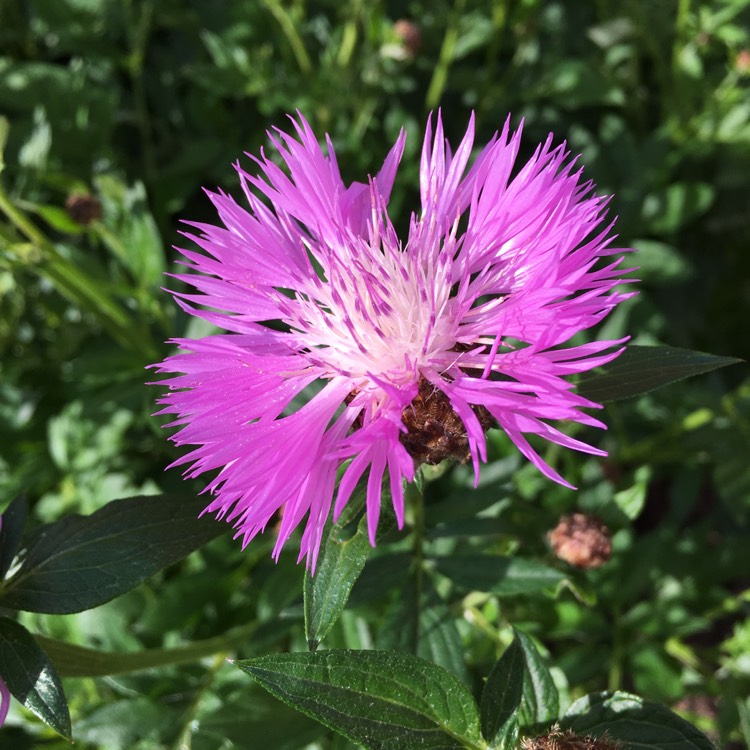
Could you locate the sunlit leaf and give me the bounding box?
[480,636,525,743]
[0,617,71,740]
[561,691,715,749]
[236,649,482,750]
[433,555,565,596]
[304,507,373,651]
[0,494,223,613]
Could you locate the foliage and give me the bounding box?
[0,0,749,748]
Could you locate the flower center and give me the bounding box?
[399,376,494,465]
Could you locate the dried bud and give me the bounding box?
[65,193,102,226]
[673,694,718,720]
[393,19,422,58]
[547,513,612,569]
[522,726,621,750]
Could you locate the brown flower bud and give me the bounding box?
[65,193,102,226]
[393,19,422,58]
[547,513,612,569]
[522,725,621,750]
[736,50,750,74]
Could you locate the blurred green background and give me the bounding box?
[1,1,749,748]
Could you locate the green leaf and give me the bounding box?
[433,555,565,596]
[514,629,559,728]
[0,494,224,614]
[236,649,484,750]
[305,477,398,650]
[417,601,471,686]
[488,717,518,750]
[0,617,71,740]
[642,182,714,234]
[190,684,325,750]
[577,345,743,403]
[304,509,373,651]
[480,636,525,743]
[0,495,29,580]
[561,691,716,749]
[376,573,470,685]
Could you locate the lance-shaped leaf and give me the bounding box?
[433,555,565,596]
[514,629,559,728]
[236,649,484,750]
[480,636,525,744]
[305,478,398,651]
[304,505,373,651]
[0,494,223,614]
[0,617,71,739]
[577,345,742,403]
[561,691,715,749]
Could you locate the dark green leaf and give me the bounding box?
[0,617,71,739]
[305,478,398,650]
[480,637,525,743]
[561,691,715,749]
[347,552,412,607]
[376,573,469,685]
[236,649,483,750]
[375,566,420,654]
[0,495,29,580]
[0,494,223,614]
[73,697,175,750]
[417,601,470,686]
[514,628,559,728]
[190,684,324,750]
[304,510,373,651]
[433,555,565,596]
[576,346,742,403]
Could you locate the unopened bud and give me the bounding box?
[393,19,422,58]
[65,193,102,225]
[547,513,612,569]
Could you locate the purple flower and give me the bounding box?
[154,113,633,569]
[0,676,8,728]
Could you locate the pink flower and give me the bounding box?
[153,113,633,569]
[0,677,8,728]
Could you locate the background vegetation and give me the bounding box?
[1,0,749,748]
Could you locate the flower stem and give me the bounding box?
[425,0,466,110]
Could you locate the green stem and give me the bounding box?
[35,621,260,678]
[171,652,226,750]
[0,182,51,250]
[336,8,359,68]
[0,183,156,358]
[670,0,693,137]
[425,0,467,111]
[262,0,313,76]
[608,605,623,692]
[123,0,157,182]
[410,476,426,650]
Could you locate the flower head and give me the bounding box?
[154,113,633,569]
